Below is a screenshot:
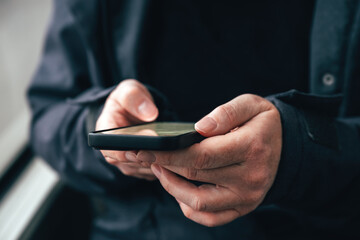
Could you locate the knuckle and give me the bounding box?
[244,94,273,111]
[203,216,219,227]
[185,168,198,180]
[243,190,264,205]
[182,207,193,219]
[248,168,269,189]
[217,103,237,124]
[194,147,212,169]
[268,107,282,124]
[119,85,142,103]
[192,196,206,211]
[242,94,260,104]
[114,84,144,105]
[247,137,269,160]
[112,80,146,105]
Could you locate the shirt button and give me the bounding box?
[322,73,335,86]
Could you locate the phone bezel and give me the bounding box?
[88,122,204,151]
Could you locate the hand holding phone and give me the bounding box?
[95,79,159,181]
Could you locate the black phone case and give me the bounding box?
[88,129,204,151]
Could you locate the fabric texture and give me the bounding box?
[27,0,360,239]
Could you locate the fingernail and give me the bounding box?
[125,152,137,162]
[138,100,157,120]
[195,116,217,133]
[137,151,156,163]
[151,164,161,177]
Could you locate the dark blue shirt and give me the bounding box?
[28,0,360,239]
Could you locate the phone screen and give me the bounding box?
[99,122,196,137]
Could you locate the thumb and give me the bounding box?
[195,94,272,137]
[113,79,159,122]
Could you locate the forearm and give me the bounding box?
[30,90,143,195]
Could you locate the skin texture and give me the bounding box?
[98,80,283,226]
[96,79,159,181]
[139,94,282,226]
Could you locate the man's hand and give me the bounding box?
[139,94,282,226]
[96,79,159,181]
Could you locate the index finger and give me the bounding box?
[151,164,243,212]
[141,128,252,169]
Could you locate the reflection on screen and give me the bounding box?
[101,122,196,136]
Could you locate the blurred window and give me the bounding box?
[0,0,51,176]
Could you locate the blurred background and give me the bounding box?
[0,1,90,239]
[0,0,49,177]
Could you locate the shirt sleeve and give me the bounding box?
[27,0,148,195]
[264,90,360,220]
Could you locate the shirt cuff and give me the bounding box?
[262,94,305,204]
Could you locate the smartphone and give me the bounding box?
[88,122,204,151]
